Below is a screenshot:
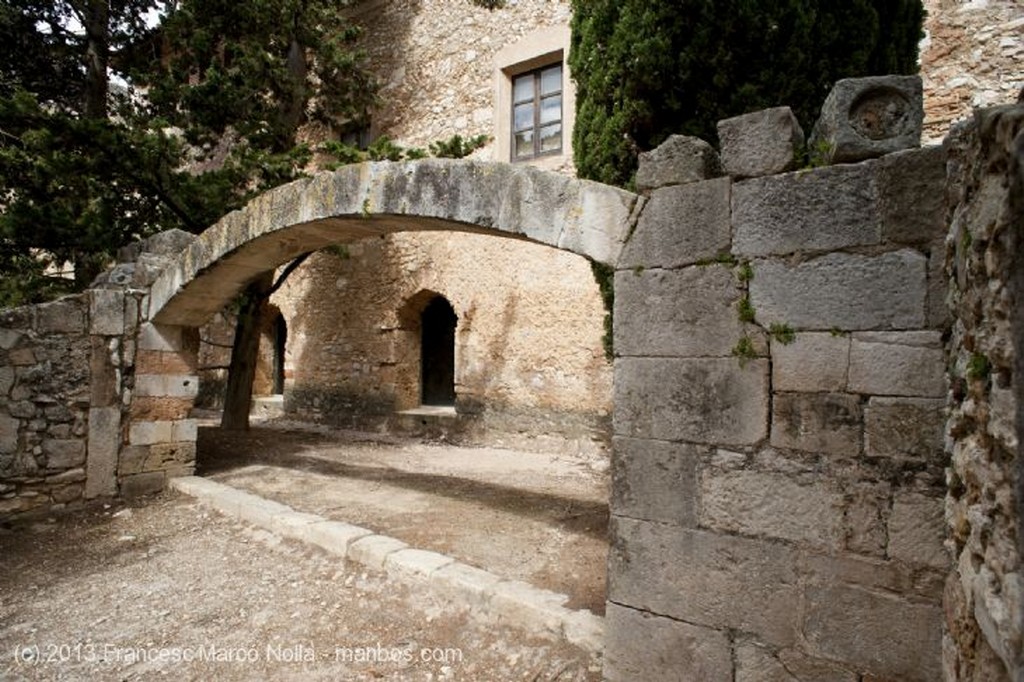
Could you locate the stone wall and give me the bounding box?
[921,0,1024,143]
[606,119,950,677]
[943,102,1023,681]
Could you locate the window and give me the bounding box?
[511,64,563,160]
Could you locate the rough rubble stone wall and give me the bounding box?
[944,103,1024,681]
[921,0,1024,143]
[606,142,951,679]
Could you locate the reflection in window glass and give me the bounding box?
[510,64,562,160]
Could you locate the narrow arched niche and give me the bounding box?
[420,296,458,407]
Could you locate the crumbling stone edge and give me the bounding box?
[169,476,603,654]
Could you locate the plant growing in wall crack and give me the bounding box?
[727,260,797,367]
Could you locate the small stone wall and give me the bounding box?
[944,102,1024,681]
[606,114,950,678]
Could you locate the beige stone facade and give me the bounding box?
[196,0,1021,456]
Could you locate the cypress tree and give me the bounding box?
[569,0,924,188]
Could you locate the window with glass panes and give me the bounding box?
[511,63,562,160]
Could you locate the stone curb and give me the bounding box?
[169,476,604,653]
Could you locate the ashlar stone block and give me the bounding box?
[848,332,945,397]
[735,641,857,682]
[614,265,745,357]
[84,406,119,498]
[619,177,731,269]
[604,603,732,682]
[864,397,946,461]
[718,106,804,179]
[770,392,862,457]
[699,468,846,550]
[771,332,851,392]
[614,358,769,446]
[608,517,800,647]
[809,75,924,164]
[888,492,949,570]
[749,250,927,330]
[732,163,880,257]
[635,135,723,191]
[611,437,702,527]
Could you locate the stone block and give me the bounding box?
[848,332,945,397]
[926,237,950,329]
[0,414,19,453]
[604,603,732,682]
[384,548,455,583]
[487,580,570,635]
[347,534,408,570]
[234,494,294,529]
[129,397,193,421]
[614,265,745,357]
[120,471,165,497]
[296,520,373,556]
[611,437,701,527]
[137,323,184,352]
[749,250,927,330]
[809,75,924,164]
[85,406,119,498]
[89,337,118,408]
[842,483,890,557]
[89,290,125,336]
[732,164,879,257]
[171,419,198,442]
[699,469,846,550]
[431,562,503,608]
[619,177,731,269]
[864,397,946,461]
[800,551,943,601]
[876,146,948,245]
[803,583,941,681]
[614,358,769,446]
[36,298,86,334]
[561,609,604,653]
[43,438,85,469]
[128,420,173,446]
[608,517,800,647]
[8,401,37,419]
[8,347,35,365]
[134,350,197,375]
[770,392,862,457]
[771,332,851,392]
[0,329,23,350]
[267,509,322,537]
[635,135,722,191]
[735,641,858,682]
[142,442,196,471]
[134,374,200,399]
[718,107,805,179]
[888,492,948,570]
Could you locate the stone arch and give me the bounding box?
[148,159,640,328]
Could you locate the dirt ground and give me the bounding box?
[196,421,609,615]
[0,422,609,681]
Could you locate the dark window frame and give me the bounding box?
[511,63,563,161]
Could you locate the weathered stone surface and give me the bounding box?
[809,75,924,164]
[842,483,890,558]
[128,420,173,446]
[137,323,184,352]
[36,298,86,334]
[635,135,723,191]
[771,332,851,392]
[699,469,846,550]
[888,492,948,569]
[864,397,946,461]
[876,146,947,245]
[732,164,879,257]
[120,471,165,497]
[604,603,732,682]
[384,548,455,582]
[847,332,945,397]
[487,580,570,634]
[0,414,19,454]
[735,641,858,682]
[118,228,196,262]
[129,397,193,421]
[608,517,800,647]
[611,437,701,526]
[134,374,200,399]
[770,392,862,457]
[89,290,125,336]
[749,250,927,330]
[803,583,942,681]
[619,177,731,269]
[347,534,409,570]
[43,439,85,469]
[298,520,374,557]
[431,562,502,607]
[85,406,119,498]
[718,107,804,179]
[614,358,769,446]
[614,265,745,357]
[801,550,944,601]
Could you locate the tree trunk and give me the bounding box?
[221,273,273,431]
[82,0,109,120]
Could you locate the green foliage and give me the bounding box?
[569,0,924,187]
[736,261,754,283]
[367,135,406,162]
[737,296,756,324]
[470,0,505,8]
[769,323,796,345]
[429,134,490,159]
[589,260,615,361]
[731,335,757,366]
[966,353,991,381]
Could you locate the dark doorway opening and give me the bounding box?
[271,312,287,395]
[420,296,457,406]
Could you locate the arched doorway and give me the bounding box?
[420,296,457,406]
[271,312,287,395]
